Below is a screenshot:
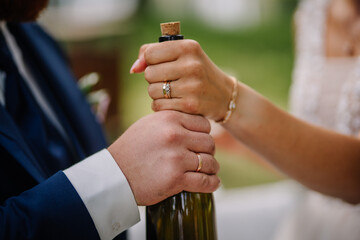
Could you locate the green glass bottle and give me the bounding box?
[146,192,217,240]
[145,21,217,240]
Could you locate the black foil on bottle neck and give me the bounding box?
[159,35,184,42]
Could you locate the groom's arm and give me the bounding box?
[64,149,139,240]
[0,171,101,240]
[0,149,138,240]
[0,111,220,240]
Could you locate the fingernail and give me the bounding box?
[130,59,140,74]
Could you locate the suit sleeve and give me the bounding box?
[0,171,101,240]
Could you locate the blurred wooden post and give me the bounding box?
[66,39,123,142]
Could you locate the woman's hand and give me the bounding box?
[130,40,235,122]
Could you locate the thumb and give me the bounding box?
[130,56,147,74]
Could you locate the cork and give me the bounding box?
[160,21,181,36]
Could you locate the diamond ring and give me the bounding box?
[163,81,171,99]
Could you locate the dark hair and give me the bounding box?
[355,0,360,12]
[0,0,49,22]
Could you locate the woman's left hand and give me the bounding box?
[130,39,235,122]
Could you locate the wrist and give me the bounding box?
[222,82,272,140]
[107,144,121,169]
[214,76,238,123]
[220,82,241,127]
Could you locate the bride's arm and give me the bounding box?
[130,39,360,204]
[226,81,360,204]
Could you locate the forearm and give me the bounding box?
[224,82,360,203]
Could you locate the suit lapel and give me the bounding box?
[8,22,108,157]
[0,22,108,183]
[0,105,46,182]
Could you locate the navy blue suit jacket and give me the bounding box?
[0,23,125,239]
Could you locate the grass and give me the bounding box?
[116,9,295,188]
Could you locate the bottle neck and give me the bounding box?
[159,35,184,42]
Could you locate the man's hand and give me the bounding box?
[108,111,220,206]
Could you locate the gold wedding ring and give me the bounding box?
[196,153,203,172]
[163,81,171,99]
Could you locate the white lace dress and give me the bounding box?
[275,0,360,239]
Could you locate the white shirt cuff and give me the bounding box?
[63,149,140,240]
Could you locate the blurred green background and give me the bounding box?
[40,0,299,189]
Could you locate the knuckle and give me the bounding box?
[181,39,201,54]
[161,110,179,122]
[202,118,211,133]
[210,178,221,192]
[144,46,154,65]
[209,136,216,154]
[165,160,184,182]
[214,159,220,173]
[192,79,205,91]
[163,128,182,144]
[168,150,183,164]
[209,157,220,174]
[140,44,149,54]
[183,98,200,114]
[147,84,155,98]
[185,79,204,97]
[144,66,153,82]
[200,175,210,188]
[187,60,204,78]
[216,178,221,189]
[151,101,156,111]
[152,100,161,111]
